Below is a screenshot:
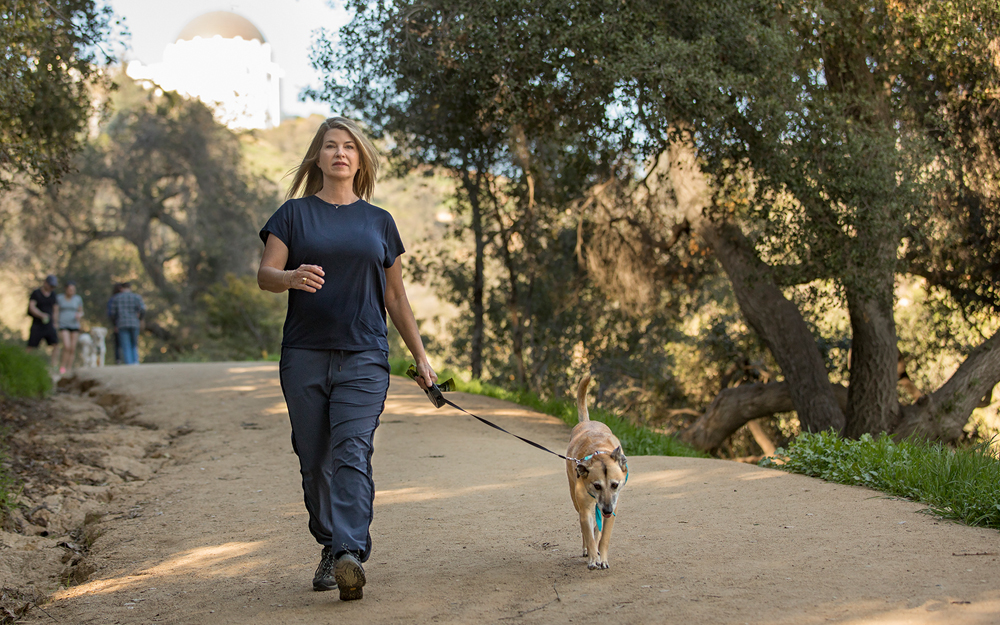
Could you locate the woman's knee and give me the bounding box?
[330,435,374,472]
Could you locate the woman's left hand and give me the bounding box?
[414,360,438,390]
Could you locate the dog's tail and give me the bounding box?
[576,375,591,423]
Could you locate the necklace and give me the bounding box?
[316,195,358,209]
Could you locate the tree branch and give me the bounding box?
[679,381,849,452]
[893,328,1000,443]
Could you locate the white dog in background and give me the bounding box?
[78,327,108,367]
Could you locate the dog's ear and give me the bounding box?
[575,462,589,479]
[611,446,627,472]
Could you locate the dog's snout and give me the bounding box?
[601,506,614,517]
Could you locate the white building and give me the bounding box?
[127,11,283,129]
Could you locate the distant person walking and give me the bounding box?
[56,281,84,374]
[107,283,124,364]
[27,275,61,369]
[108,282,145,365]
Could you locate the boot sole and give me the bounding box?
[334,556,366,601]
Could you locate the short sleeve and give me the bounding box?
[383,214,405,268]
[260,201,292,247]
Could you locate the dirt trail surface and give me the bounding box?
[16,362,1000,624]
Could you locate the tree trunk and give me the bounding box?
[461,169,486,379]
[747,419,777,456]
[504,264,528,387]
[844,285,900,437]
[680,382,849,452]
[893,329,1000,443]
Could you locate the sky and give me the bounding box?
[107,0,351,119]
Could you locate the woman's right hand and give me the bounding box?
[287,264,325,293]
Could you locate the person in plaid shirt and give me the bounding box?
[108,282,145,365]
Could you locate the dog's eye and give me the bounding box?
[611,483,619,490]
[593,483,602,491]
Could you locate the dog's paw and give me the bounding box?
[587,561,602,570]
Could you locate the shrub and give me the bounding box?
[200,274,285,360]
[0,343,52,398]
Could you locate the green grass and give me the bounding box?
[0,344,46,518]
[761,430,1000,529]
[390,358,706,458]
[0,343,52,398]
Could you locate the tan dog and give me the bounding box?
[566,375,628,570]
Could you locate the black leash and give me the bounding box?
[406,365,577,462]
[441,396,578,462]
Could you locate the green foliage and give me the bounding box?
[0,343,51,398]
[200,274,285,360]
[0,0,123,187]
[762,431,1000,529]
[389,358,705,458]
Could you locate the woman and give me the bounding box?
[56,281,84,374]
[257,117,437,602]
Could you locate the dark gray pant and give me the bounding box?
[279,347,390,562]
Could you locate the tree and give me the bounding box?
[0,0,121,188]
[590,0,1000,444]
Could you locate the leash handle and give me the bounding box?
[405,364,455,408]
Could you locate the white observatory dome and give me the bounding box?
[127,11,283,129]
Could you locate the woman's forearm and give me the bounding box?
[258,266,294,293]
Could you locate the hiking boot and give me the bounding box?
[312,546,336,591]
[334,551,366,601]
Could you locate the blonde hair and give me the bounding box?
[285,117,381,201]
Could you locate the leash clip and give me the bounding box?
[406,364,455,409]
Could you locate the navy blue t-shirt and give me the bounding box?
[259,196,405,352]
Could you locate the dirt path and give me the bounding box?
[20,362,1000,624]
